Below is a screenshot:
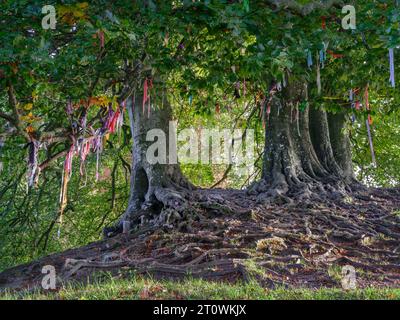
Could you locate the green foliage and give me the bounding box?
[353,105,400,187]
[0,132,129,271]
[1,274,399,300]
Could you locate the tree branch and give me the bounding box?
[0,110,15,124]
[39,148,69,171]
[6,82,30,139]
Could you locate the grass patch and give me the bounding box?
[1,273,399,300]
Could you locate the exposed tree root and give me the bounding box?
[1,186,399,292]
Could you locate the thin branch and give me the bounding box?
[0,110,15,124]
[211,164,233,189]
[39,148,69,171]
[6,82,30,139]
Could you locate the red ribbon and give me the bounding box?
[142,78,153,117]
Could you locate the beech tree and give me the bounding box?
[1,0,399,239]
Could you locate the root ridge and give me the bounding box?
[1,186,400,292]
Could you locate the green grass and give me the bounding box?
[1,274,399,300]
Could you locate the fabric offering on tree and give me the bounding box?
[78,138,91,176]
[307,50,313,68]
[389,48,395,88]
[93,134,103,182]
[296,103,300,137]
[27,139,40,188]
[66,98,73,116]
[363,85,376,166]
[143,78,149,115]
[349,89,356,123]
[98,30,105,49]
[317,57,321,95]
[58,144,75,238]
[142,78,153,118]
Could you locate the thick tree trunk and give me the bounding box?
[252,80,355,202]
[327,112,355,181]
[104,93,192,236]
[309,107,343,177]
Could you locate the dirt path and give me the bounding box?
[1,187,399,292]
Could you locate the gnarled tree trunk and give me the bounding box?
[252,80,355,203]
[327,111,355,181]
[104,92,192,236]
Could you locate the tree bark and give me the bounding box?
[327,112,355,181]
[104,92,192,236]
[253,80,355,201]
[309,107,343,177]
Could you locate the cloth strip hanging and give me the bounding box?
[118,100,125,132]
[366,120,377,167]
[66,99,73,115]
[58,144,75,238]
[316,53,321,95]
[80,111,87,133]
[319,42,329,69]
[108,108,120,133]
[128,92,135,139]
[27,139,40,187]
[94,135,103,181]
[143,79,148,115]
[0,138,3,173]
[215,103,220,114]
[296,103,300,137]
[142,78,153,118]
[262,83,278,128]
[327,50,344,59]
[389,48,395,87]
[97,30,105,49]
[321,16,326,30]
[363,85,376,166]
[57,95,127,238]
[307,50,313,68]
[79,139,91,176]
[349,89,356,123]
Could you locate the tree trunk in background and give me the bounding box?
[252,80,355,202]
[104,93,192,236]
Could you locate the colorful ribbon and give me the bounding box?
[27,139,40,188]
[142,78,153,118]
[58,144,75,238]
[307,50,313,68]
[389,48,395,87]
[366,120,377,167]
[317,55,321,95]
